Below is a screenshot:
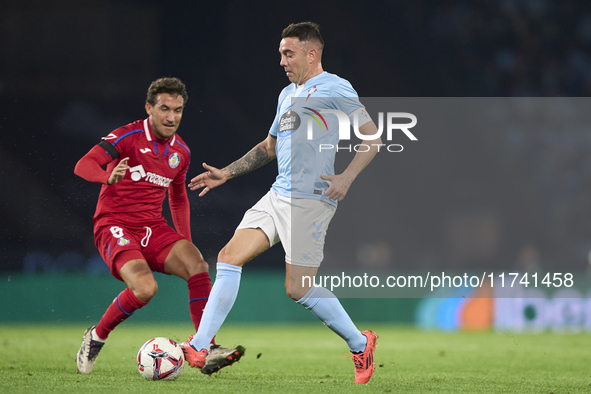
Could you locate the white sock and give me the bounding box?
[297,286,367,353]
[90,327,105,343]
[190,263,242,350]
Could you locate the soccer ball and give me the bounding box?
[137,337,185,380]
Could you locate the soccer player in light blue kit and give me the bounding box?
[182,22,381,384]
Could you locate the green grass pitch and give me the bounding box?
[1,323,590,393]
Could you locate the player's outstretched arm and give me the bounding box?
[188,135,276,197]
[188,163,228,197]
[321,121,381,202]
[74,145,129,185]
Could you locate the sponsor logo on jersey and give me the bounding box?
[102,133,117,140]
[129,164,173,187]
[140,148,151,154]
[278,109,301,137]
[144,172,173,187]
[168,153,180,168]
[129,165,147,181]
[117,237,130,246]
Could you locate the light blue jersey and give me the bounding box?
[269,71,369,207]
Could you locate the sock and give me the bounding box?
[90,327,105,343]
[297,286,367,353]
[189,263,242,350]
[187,272,212,332]
[95,288,148,340]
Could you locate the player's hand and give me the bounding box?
[107,157,130,185]
[188,162,229,197]
[320,173,354,202]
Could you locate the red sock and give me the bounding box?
[95,288,148,340]
[188,272,215,344]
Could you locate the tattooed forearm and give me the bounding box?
[223,144,275,179]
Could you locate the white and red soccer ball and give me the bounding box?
[137,337,184,381]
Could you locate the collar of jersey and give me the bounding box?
[295,71,327,91]
[143,118,177,146]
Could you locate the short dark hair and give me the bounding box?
[146,77,188,106]
[281,22,324,50]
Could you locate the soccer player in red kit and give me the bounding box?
[74,77,244,374]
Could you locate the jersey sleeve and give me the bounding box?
[74,123,142,184]
[98,126,137,159]
[74,144,113,184]
[332,80,372,127]
[269,89,288,137]
[168,180,191,242]
[168,149,192,241]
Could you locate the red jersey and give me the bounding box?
[76,118,192,239]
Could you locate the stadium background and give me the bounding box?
[2,0,591,331]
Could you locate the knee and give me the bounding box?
[133,279,158,302]
[287,291,302,302]
[285,286,293,300]
[190,255,209,273]
[218,246,240,266]
[285,285,307,302]
[176,245,209,278]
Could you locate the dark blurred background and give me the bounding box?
[3,0,591,275]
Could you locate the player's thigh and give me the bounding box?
[163,239,208,280]
[142,224,190,276]
[218,228,271,267]
[94,223,144,281]
[285,263,319,300]
[119,258,158,302]
[278,197,336,266]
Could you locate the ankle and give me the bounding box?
[90,327,106,342]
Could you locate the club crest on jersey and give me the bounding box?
[168,153,180,168]
[306,85,317,101]
[117,237,130,246]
